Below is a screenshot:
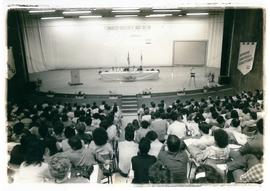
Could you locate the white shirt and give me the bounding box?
[148,139,163,158]
[13,162,49,183]
[167,121,187,138]
[142,114,152,122]
[118,141,138,174]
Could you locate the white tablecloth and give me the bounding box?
[99,70,159,81]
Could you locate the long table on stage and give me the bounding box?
[99,70,160,81]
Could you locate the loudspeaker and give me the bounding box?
[218,76,230,85]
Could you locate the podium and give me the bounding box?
[68,70,83,86]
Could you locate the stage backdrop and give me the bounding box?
[21,13,224,73]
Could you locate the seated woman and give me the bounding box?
[13,137,49,183]
[131,137,156,183]
[148,160,170,184]
[192,164,223,183]
[189,129,230,167]
[47,155,89,183]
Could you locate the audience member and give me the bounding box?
[131,138,156,183]
[158,135,188,183]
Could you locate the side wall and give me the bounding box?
[226,9,264,92]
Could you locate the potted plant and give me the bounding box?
[142,88,152,98]
[177,88,186,96]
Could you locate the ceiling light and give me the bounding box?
[79,15,102,19]
[41,17,64,20]
[146,14,172,18]
[153,9,181,13]
[186,13,209,16]
[112,10,140,13]
[63,11,91,15]
[112,7,139,10]
[115,15,138,18]
[29,10,56,13]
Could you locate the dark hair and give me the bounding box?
[257,118,263,134]
[167,135,180,152]
[24,138,45,165]
[53,121,64,135]
[125,125,135,141]
[250,112,257,120]
[64,126,76,139]
[217,116,225,124]
[139,137,151,155]
[231,118,240,127]
[230,110,239,119]
[193,164,223,183]
[148,160,170,183]
[132,119,140,130]
[92,128,108,146]
[154,111,161,119]
[68,136,82,150]
[13,122,24,135]
[75,122,86,134]
[213,129,229,148]
[170,112,178,121]
[85,116,92,126]
[145,131,158,141]
[38,125,49,138]
[198,122,210,134]
[141,120,149,129]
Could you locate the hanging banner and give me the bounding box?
[237,42,257,75]
[7,47,16,79]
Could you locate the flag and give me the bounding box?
[127,52,130,66]
[140,53,143,62]
[237,42,257,75]
[7,47,16,79]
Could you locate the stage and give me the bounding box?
[29,66,220,95]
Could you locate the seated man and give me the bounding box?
[118,125,138,177]
[158,135,189,183]
[150,111,168,143]
[145,131,163,158]
[192,164,223,183]
[227,119,263,182]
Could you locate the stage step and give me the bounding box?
[121,95,138,114]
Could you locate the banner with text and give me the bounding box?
[237,42,257,75]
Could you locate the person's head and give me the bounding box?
[230,110,239,119]
[49,155,71,182]
[257,118,263,135]
[75,122,86,135]
[193,164,223,183]
[216,116,225,125]
[53,121,64,135]
[132,119,140,130]
[144,108,150,115]
[64,126,76,139]
[198,122,210,135]
[92,128,108,146]
[154,111,161,119]
[138,137,151,155]
[213,129,229,148]
[85,116,92,126]
[68,136,82,150]
[13,122,24,135]
[141,120,149,129]
[170,112,178,121]
[24,138,45,165]
[145,131,158,142]
[231,118,240,128]
[250,112,257,120]
[148,160,170,183]
[93,113,100,119]
[125,125,135,141]
[38,125,49,138]
[167,135,181,152]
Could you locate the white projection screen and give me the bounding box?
[173,41,207,66]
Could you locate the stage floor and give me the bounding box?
[29,66,220,95]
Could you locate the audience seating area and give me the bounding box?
[7,89,264,184]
